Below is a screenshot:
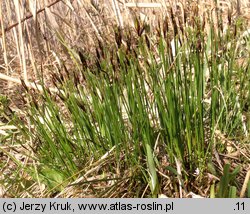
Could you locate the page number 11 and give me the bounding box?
[235,202,245,211]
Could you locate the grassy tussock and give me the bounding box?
[0,0,249,198]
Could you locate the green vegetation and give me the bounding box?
[0,1,249,198]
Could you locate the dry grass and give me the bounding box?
[1,0,249,92]
[0,0,249,198]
